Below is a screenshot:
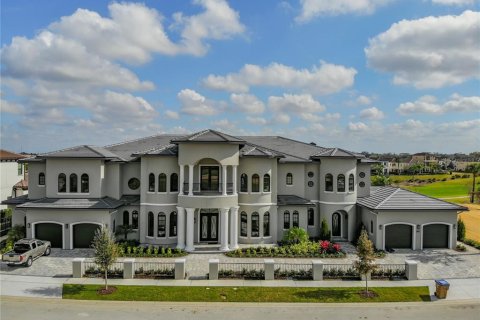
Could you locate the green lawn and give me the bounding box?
[401,178,474,200]
[389,173,470,184]
[63,284,430,303]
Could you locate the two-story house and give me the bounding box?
[3,130,465,251]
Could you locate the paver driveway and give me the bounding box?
[1,245,479,280]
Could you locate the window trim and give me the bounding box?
[263,174,271,193]
[131,210,139,230]
[58,173,66,193]
[240,211,248,237]
[38,172,45,186]
[325,173,333,192]
[307,208,315,227]
[148,173,155,193]
[158,173,167,193]
[157,212,166,238]
[169,211,177,237]
[251,212,260,238]
[286,173,293,186]
[80,173,89,193]
[69,173,78,193]
[263,212,270,237]
[292,210,299,228]
[349,173,355,192]
[170,173,179,193]
[251,174,260,193]
[337,174,346,193]
[147,211,154,238]
[240,173,248,193]
[283,211,290,230]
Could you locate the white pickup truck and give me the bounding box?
[2,239,51,267]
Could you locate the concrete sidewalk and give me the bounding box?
[1,274,479,301]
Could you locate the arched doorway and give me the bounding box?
[332,212,341,237]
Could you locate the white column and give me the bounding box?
[220,208,229,251]
[230,206,239,249]
[222,165,228,196]
[185,208,195,252]
[176,206,185,250]
[232,165,237,195]
[179,165,184,195]
[188,164,194,196]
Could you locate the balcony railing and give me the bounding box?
[0,217,12,237]
[183,183,234,195]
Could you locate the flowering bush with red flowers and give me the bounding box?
[319,240,342,254]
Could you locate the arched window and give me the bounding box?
[148,173,155,192]
[170,173,178,192]
[252,174,260,192]
[113,219,116,232]
[263,212,270,237]
[286,173,293,185]
[157,213,166,237]
[325,174,333,191]
[158,173,167,192]
[308,208,314,226]
[132,210,139,229]
[284,211,290,229]
[123,211,129,226]
[170,211,177,236]
[147,212,154,237]
[337,174,345,192]
[38,172,45,186]
[251,212,259,237]
[240,174,248,192]
[69,173,78,193]
[349,174,355,191]
[293,211,299,227]
[58,173,66,193]
[240,212,247,236]
[81,174,89,193]
[263,174,270,192]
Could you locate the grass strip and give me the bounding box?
[63,284,430,303]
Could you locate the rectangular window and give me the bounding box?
[251,213,259,237]
[18,163,23,175]
[308,208,314,226]
[293,211,299,228]
[241,213,247,237]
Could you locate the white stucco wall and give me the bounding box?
[0,161,25,208]
[26,162,46,200]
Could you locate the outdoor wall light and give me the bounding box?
[453,224,456,230]
[378,224,382,230]
[27,223,30,228]
[416,224,421,231]
[65,224,69,229]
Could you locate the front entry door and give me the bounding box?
[201,166,219,192]
[332,212,341,237]
[200,210,219,242]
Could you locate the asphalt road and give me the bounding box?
[1,296,479,320]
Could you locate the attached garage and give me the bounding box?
[385,224,413,249]
[34,223,63,248]
[423,224,449,248]
[73,223,101,248]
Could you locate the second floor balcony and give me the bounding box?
[182,182,234,196]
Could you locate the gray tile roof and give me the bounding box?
[357,186,467,211]
[105,134,183,161]
[239,143,284,158]
[312,147,364,158]
[17,196,139,210]
[1,194,29,205]
[277,195,314,206]
[171,129,245,144]
[39,145,123,160]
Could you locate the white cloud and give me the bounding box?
[365,11,480,89]
[230,93,265,114]
[432,0,477,5]
[165,110,180,119]
[177,89,220,116]
[356,95,372,105]
[348,121,369,131]
[397,94,480,115]
[203,61,356,95]
[296,0,389,22]
[274,113,291,124]
[246,116,268,125]
[0,99,25,114]
[359,107,385,120]
[268,94,326,113]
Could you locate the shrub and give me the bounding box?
[463,239,480,250]
[282,227,309,244]
[320,218,331,241]
[456,244,467,252]
[457,218,466,241]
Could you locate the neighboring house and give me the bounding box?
[409,152,439,173]
[2,129,466,251]
[385,158,409,175]
[454,161,480,172]
[0,149,29,210]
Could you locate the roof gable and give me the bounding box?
[171,129,245,144]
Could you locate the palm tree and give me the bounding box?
[466,163,480,203]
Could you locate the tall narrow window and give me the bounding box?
[18,163,23,175]
[81,174,89,193]
[251,212,259,237]
[38,172,45,186]
[349,174,355,191]
[337,174,345,192]
[123,211,129,226]
[240,174,248,192]
[252,174,260,192]
[286,173,293,185]
[132,210,138,229]
[284,211,290,229]
[147,212,154,237]
[170,173,178,192]
[69,174,78,193]
[148,173,155,192]
[158,173,167,192]
[263,212,270,237]
[240,212,247,237]
[170,211,177,236]
[308,208,315,226]
[325,174,333,191]
[263,174,270,192]
[157,213,166,237]
[58,173,66,193]
[293,211,299,227]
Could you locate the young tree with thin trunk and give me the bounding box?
[354,229,377,296]
[92,226,119,291]
[466,163,480,203]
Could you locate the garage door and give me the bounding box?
[35,223,62,248]
[73,223,100,248]
[423,224,449,248]
[385,224,412,249]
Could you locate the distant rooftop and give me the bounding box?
[0,149,30,161]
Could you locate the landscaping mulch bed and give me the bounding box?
[97,286,118,295]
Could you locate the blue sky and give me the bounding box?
[1,0,479,154]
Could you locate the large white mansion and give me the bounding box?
[4,129,465,251]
